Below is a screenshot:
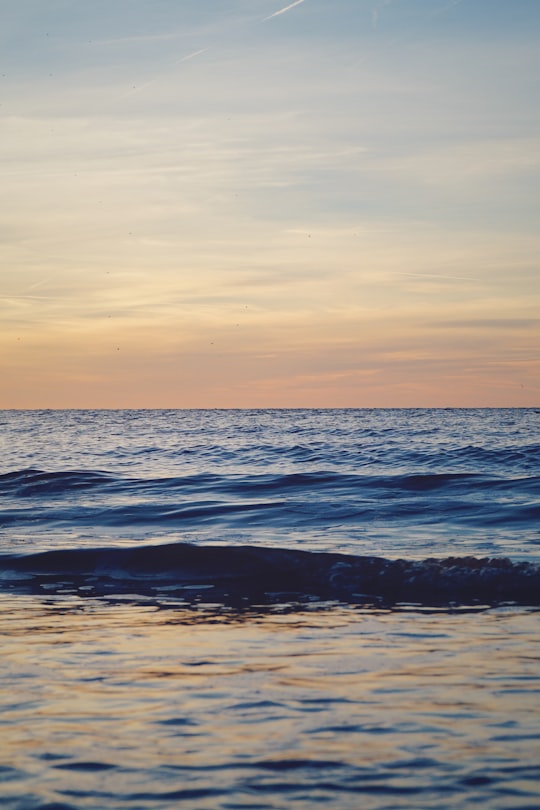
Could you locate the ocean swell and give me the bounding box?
[1,542,539,607]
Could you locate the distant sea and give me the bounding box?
[1,408,539,809]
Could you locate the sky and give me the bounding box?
[1,0,539,408]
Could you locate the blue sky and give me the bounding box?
[1,0,539,407]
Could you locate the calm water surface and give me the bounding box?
[1,596,539,809]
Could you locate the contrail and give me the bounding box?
[371,0,393,32]
[178,48,209,63]
[124,48,209,96]
[264,0,306,22]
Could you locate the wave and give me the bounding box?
[0,468,115,495]
[3,466,539,495]
[1,542,538,607]
[2,468,538,536]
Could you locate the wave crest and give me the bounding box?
[1,543,538,607]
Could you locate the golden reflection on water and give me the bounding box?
[1,594,539,809]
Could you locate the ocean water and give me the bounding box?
[0,408,539,809]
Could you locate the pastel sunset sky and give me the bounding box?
[2,0,539,407]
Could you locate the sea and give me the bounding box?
[0,408,539,809]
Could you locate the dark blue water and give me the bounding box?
[1,408,539,563]
[0,409,539,809]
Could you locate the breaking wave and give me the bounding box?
[1,542,539,607]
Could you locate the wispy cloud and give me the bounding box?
[394,272,477,282]
[264,0,306,22]
[433,318,540,330]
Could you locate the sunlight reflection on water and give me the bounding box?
[1,594,539,809]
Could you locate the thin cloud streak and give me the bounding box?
[394,272,477,282]
[371,0,393,31]
[122,47,210,97]
[264,0,306,22]
[177,48,209,63]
